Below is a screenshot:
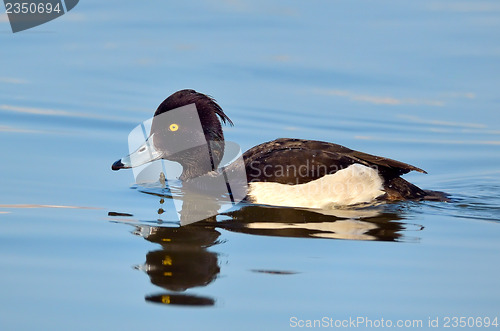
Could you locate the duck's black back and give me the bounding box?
[241,138,440,201]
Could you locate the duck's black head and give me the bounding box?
[111,89,233,180]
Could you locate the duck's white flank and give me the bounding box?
[248,163,385,208]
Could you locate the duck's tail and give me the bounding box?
[421,189,450,202]
[382,177,450,202]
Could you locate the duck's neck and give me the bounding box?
[180,163,214,181]
[177,144,217,181]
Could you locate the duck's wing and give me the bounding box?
[338,145,427,175]
[243,138,426,184]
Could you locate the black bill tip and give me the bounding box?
[111,159,124,171]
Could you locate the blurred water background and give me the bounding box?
[1,1,500,330]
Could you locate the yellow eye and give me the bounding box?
[169,123,179,131]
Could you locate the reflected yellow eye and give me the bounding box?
[169,123,179,131]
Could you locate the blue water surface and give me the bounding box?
[1,1,500,330]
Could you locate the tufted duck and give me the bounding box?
[112,89,447,208]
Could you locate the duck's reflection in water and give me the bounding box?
[213,204,420,242]
[118,199,423,307]
[133,221,221,307]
